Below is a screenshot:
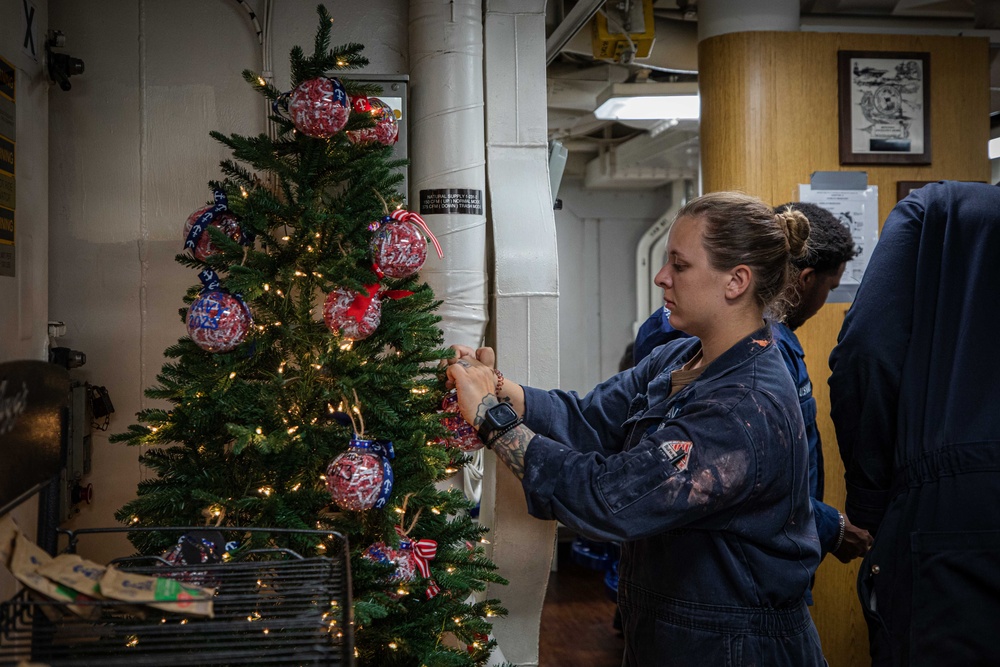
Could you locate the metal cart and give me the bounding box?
[0,361,353,666]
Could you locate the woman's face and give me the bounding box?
[654,215,733,338]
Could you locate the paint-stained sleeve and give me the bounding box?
[520,396,756,542]
[829,190,923,534]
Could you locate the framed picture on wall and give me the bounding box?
[896,180,936,202]
[838,51,931,165]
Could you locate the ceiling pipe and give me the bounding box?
[546,0,606,65]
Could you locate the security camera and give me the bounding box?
[46,30,85,92]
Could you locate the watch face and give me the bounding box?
[487,402,519,428]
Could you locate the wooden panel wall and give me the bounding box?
[698,31,990,667]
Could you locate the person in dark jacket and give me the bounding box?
[448,192,826,666]
[633,201,872,571]
[829,180,1000,667]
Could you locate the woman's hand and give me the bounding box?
[446,348,499,429]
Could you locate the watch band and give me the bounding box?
[484,417,523,449]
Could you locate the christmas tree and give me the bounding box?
[110,6,507,665]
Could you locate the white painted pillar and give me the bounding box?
[483,1,559,665]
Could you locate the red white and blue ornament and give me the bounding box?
[186,270,252,353]
[363,526,440,599]
[370,209,444,279]
[346,97,398,146]
[183,190,245,262]
[326,437,395,511]
[440,391,483,452]
[323,286,382,340]
[287,77,350,138]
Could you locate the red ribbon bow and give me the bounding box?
[344,283,414,324]
[396,525,440,598]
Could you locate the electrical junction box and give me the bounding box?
[592,0,655,61]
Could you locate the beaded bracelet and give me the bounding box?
[492,368,504,394]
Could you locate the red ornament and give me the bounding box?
[346,97,398,146]
[326,448,387,511]
[186,290,252,353]
[183,204,242,262]
[288,77,350,138]
[373,220,428,279]
[440,392,483,452]
[323,287,381,340]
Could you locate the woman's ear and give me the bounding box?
[726,265,753,300]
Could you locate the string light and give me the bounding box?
[256,427,263,435]
[263,284,270,291]
[259,486,273,497]
[130,516,140,524]
[292,483,301,491]
[229,372,236,379]
[126,636,139,648]
[431,507,441,515]
[295,270,305,277]
[453,617,462,626]
[388,642,398,650]
[240,186,248,198]
[287,426,298,435]
[257,76,266,86]
[306,245,314,252]
[339,340,354,351]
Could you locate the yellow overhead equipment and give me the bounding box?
[592,0,656,62]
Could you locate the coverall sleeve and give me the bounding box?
[520,396,757,543]
[521,351,658,456]
[828,191,924,534]
[811,498,841,556]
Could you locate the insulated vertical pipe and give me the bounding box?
[409,0,489,350]
[409,0,488,516]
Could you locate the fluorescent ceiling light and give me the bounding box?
[594,82,700,121]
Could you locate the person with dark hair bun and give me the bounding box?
[446,191,826,666]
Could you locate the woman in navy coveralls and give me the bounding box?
[448,192,826,666]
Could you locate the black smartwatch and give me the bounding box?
[477,402,522,448]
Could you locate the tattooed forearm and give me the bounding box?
[492,424,535,480]
[473,394,499,428]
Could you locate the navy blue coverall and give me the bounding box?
[829,181,1000,667]
[636,309,843,558]
[521,325,824,666]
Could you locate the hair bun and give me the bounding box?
[775,207,811,261]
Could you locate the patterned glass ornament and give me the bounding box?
[346,97,398,146]
[440,392,483,452]
[183,204,243,262]
[323,287,381,340]
[325,438,394,511]
[288,77,350,138]
[186,290,251,353]
[372,219,428,279]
